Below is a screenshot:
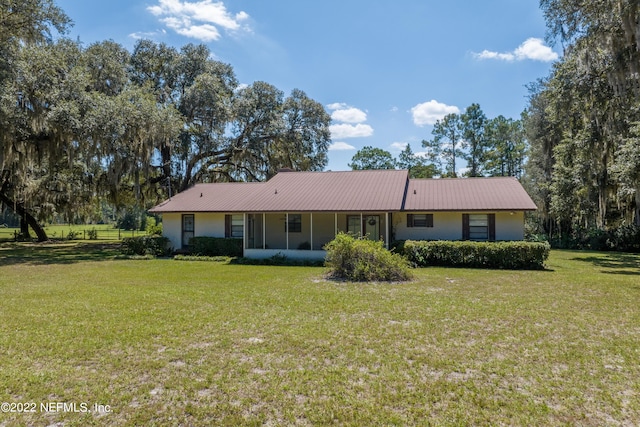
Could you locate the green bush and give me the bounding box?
[121,236,170,257]
[189,237,243,257]
[146,216,163,236]
[66,230,80,240]
[324,232,413,282]
[402,240,550,270]
[87,228,98,240]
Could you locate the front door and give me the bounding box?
[182,214,194,249]
[364,215,380,240]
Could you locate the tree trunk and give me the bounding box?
[0,190,48,241]
[635,184,640,226]
[20,217,30,238]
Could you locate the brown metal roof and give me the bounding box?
[250,170,409,212]
[404,177,538,211]
[149,171,537,213]
[149,182,264,213]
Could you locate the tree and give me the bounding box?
[522,0,640,241]
[612,123,640,225]
[423,113,463,177]
[540,0,640,98]
[396,144,438,178]
[349,146,396,170]
[0,0,71,240]
[460,103,488,177]
[129,41,331,187]
[485,115,526,178]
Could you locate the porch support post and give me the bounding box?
[360,213,363,238]
[262,213,265,250]
[243,213,247,250]
[335,213,338,236]
[310,212,314,251]
[385,212,390,249]
[286,213,289,250]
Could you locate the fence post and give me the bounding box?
[118,229,121,240]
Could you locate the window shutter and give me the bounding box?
[462,214,470,240]
[407,214,414,228]
[225,215,231,238]
[426,214,434,228]
[488,213,496,241]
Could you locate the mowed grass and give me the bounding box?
[0,243,639,426]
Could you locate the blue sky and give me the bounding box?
[55,0,560,171]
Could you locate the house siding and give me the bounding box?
[495,211,525,240]
[395,211,525,242]
[162,213,182,250]
[395,212,463,241]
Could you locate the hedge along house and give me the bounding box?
[149,169,537,259]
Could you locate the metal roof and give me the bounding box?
[404,177,538,211]
[149,171,537,213]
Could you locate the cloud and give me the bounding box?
[328,102,373,139]
[327,102,347,111]
[329,142,356,151]
[411,100,460,126]
[330,123,374,139]
[331,107,367,124]
[390,142,408,151]
[474,38,558,62]
[129,29,167,40]
[148,0,250,42]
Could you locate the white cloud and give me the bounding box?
[411,100,460,126]
[129,29,167,39]
[474,38,558,62]
[148,0,250,42]
[331,107,367,124]
[329,142,356,151]
[330,123,374,139]
[327,102,347,111]
[390,142,408,151]
[328,102,373,139]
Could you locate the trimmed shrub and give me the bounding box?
[121,236,170,257]
[189,237,243,257]
[402,240,550,270]
[324,232,413,282]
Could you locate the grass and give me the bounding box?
[0,243,638,426]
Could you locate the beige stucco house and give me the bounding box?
[149,169,537,259]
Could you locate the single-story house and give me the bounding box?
[149,169,537,259]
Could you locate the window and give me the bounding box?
[468,214,488,240]
[225,214,243,238]
[286,214,302,233]
[182,214,194,248]
[462,213,495,241]
[407,213,434,228]
[347,215,361,236]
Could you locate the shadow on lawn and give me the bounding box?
[0,241,120,266]
[571,252,640,276]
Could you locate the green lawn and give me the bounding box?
[0,243,638,426]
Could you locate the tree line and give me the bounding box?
[0,1,331,240]
[523,0,640,246]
